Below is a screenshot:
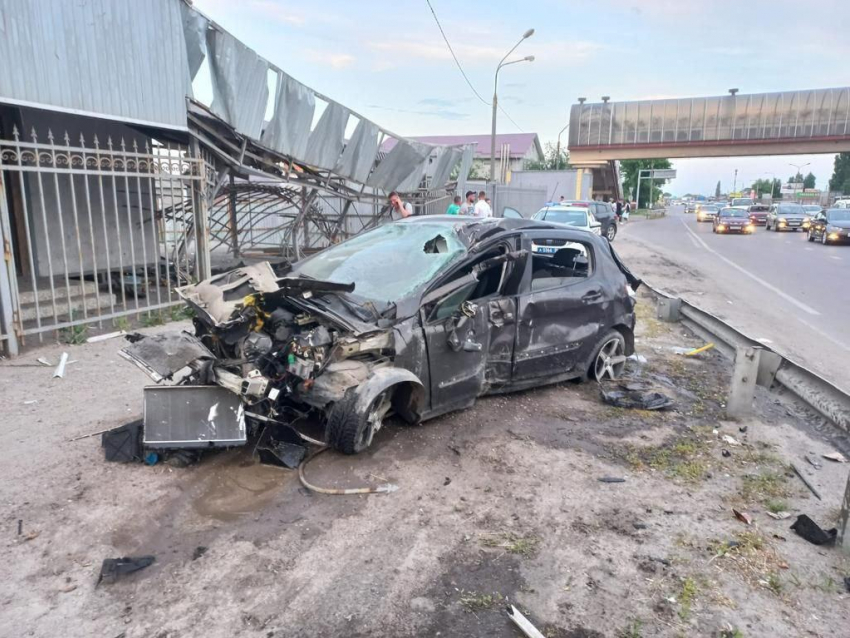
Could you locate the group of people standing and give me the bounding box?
[387,189,493,221]
[446,190,492,217]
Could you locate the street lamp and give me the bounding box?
[555,122,570,170]
[490,29,535,182]
[788,162,810,201]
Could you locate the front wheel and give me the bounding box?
[606,224,617,242]
[326,388,393,454]
[822,231,829,246]
[589,330,627,382]
[807,229,814,242]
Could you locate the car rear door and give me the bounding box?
[512,230,605,381]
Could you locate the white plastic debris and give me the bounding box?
[86,330,126,343]
[53,352,69,378]
[722,434,741,447]
[627,353,648,364]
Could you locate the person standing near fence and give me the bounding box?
[474,191,492,217]
[387,191,413,220]
[446,195,461,215]
[459,190,476,215]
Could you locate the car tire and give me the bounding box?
[807,229,814,242]
[588,330,627,382]
[822,231,829,246]
[326,387,393,454]
[606,224,617,242]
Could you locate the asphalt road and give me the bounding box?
[618,205,850,393]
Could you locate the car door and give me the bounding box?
[513,230,605,381]
[421,281,490,414]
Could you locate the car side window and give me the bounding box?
[529,239,594,292]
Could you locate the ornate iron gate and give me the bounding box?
[0,126,206,354]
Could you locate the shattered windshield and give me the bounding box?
[293,222,466,303]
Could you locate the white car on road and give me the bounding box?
[532,204,602,236]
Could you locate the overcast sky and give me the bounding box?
[195,0,848,195]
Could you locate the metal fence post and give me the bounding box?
[0,173,20,356]
[727,345,761,418]
[839,470,850,554]
[190,138,212,281]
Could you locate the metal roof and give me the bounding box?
[0,0,189,130]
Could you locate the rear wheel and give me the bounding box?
[589,330,627,382]
[606,224,617,242]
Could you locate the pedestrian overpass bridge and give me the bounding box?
[568,87,850,164]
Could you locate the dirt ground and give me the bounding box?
[2,289,850,638]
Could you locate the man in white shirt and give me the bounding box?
[473,190,492,218]
[387,191,413,221]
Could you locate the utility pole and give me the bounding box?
[649,161,655,209]
[733,168,738,194]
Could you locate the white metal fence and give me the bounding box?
[0,126,205,354]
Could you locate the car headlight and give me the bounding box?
[778,218,787,224]
[717,224,726,231]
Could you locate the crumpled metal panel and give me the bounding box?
[303,102,349,170]
[430,147,463,190]
[455,144,476,196]
[206,29,269,139]
[181,2,208,83]
[262,71,316,159]
[334,119,380,182]
[368,140,431,191]
[0,0,188,129]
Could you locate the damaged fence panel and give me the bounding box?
[261,71,316,160]
[303,102,350,171]
[366,139,431,191]
[333,119,380,183]
[206,28,270,139]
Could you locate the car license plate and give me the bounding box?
[534,246,558,254]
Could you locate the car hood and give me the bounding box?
[718,218,748,224]
[827,220,850,229]
[776,214,807,220]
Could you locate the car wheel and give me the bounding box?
[807,229,814,242]
[589,330,627,382]
[822,231,829,246]
[606,224,617,242]
[326,387,393,454]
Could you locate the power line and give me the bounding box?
[424,0,524,132]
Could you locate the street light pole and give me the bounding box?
[788,162,810,203]
[555,122,570,170]
[763,172,777,200]
[490,29,534,182]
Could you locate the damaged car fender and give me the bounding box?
[353,367,424,424]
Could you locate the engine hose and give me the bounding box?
[297,447,399,495]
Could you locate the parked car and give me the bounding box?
[713,208,755,234]
[559,200,618,242]
[765,203,811,232]
[122,216,641,455]
[747,204,770,225]
[532,204,602,236]
[696,205,720,222]
[807,208,850,244]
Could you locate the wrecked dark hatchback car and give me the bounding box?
[122,216,640,455]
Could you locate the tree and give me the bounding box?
[789,172,804,184]
[620,159,673,207]
[715,180,721,198]
[829,152,850,193]
[750,178,781,199]
[524,141,569,171]
[803,172,816,189]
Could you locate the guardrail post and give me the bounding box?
[727,346,761,419]
[839,471,850,554]
[656,297,681,322]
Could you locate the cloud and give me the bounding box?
[302,50,355,69]
[368,105,469,121]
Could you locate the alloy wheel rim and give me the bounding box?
[594,338,626,381]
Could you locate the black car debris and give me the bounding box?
[120,216,641,456]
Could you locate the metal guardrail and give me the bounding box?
[647,285,850,433]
